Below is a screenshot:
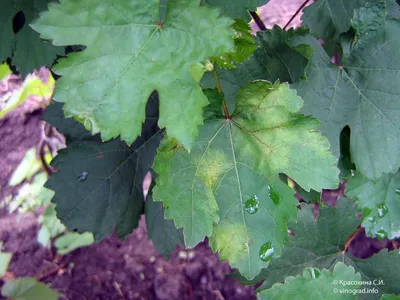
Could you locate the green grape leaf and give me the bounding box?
[38,204,66,248]
[212,19,257,69]
[381,295,400,300]
[0,67,55,119]
[201,26,312,109]
[258,263,361,300]
[301,0,364,42]
[9,148,42,186]
[32,0,234,150]
[2,277,61,300]
[346,171,400,240]
[0,0,63,75]
[302,0,400,42]
[366,0,400,19]
[201,0,269,20]
[153,82,339,279]
[54,232,94,255]
[248,197,400,300]
[45,95,163,241]
[0,0,17,61]
[0,63,12,80]
[0,251,12,277]
[145,192,184,258]
[291,3,400,180]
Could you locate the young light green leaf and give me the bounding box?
[0,0,64,75]
[212,19,257,69]
[9,148,41,186]
[292,4,400,180]
[32,0,234,150]
[0,251,12,277]
[145,192,184,258]
[201,0,269,20]
[2,277,61,300]
[153,82,339,279]
[54,232,94,255]
[45,95,163,241]
[244,198,400,300]
[346,171,400,240]
[0,63,12,80]
[258,263,361,300]
[37,204,66,248]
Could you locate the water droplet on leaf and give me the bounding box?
[396,188,400,195]
[268,186,280,204]
[376,229,388,241]
[244,195,259,214]
[377,203,388,218]
[77,172,88,182]
[259,241,274,262]
[368,215,376,224]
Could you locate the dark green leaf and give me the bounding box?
[248,197,400,300]
[145,192,184,258]
[42,102,93,141]
[301,0,364,42]
[291,4,400,180]
[46,95,163,241]
[0,0,64,75]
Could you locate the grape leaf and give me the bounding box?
[291,3,400,180]
[37,204,66,248]
[0,252,12,277]
[258,263,361,300]
[42,102,93,141]
[381,296,400,300]
[301,0,364,42]
[346,171,400,240]
[212,19,257,69]
[145,192,184,258]
[2,277,61,300]
[0,0,17,61]
[247,197,400,300]
[153,82,339,279]
[54,232,94,255]
[201,26,312,110]
[45,95,163,241]
[201,0,269,20]
[32,0,234,150]
[302,0,400,42]
[0,63,12,80]
[0,0,63,75]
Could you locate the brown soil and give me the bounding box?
[0,214,256,300]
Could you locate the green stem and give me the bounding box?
[213,69,230,118]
